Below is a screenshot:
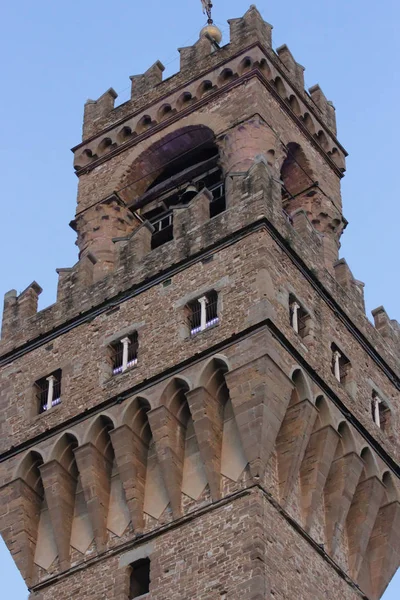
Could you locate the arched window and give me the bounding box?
[280,143,314,202]
[125,127,225,249]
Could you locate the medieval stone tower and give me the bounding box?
[0,5,399,600]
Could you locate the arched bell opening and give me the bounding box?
[121,126,226,249]
[280,142,315,212]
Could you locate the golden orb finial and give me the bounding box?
[199,1,222,44]
[200,23,223,45]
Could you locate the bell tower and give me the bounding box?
[1,5,399,600]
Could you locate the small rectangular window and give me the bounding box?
[36,369,62,414]
[289,294,311,339]
[372,393,390,432]
[187,291,219,336]
[129,558,150,599]
[209,181,226,218]
[111,333,138,376]
[149,211,173,249]
[331,343,351,384]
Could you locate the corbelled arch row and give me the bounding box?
[0,353,398,597]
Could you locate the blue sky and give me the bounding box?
[0,0,398,597]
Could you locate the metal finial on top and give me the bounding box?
[201,0,214,24]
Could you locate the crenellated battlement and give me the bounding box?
[1,157,399,386]
[1,6,399,599]
[75,6,344,173]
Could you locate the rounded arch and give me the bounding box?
[280,142,315,198]
[197,356,230,401]
[274,77,287,99]
[159,377,191,426]
[258,58,271,79]
[290,367,313,405]
[315,395,333,428]
[218,68,234,85]
[97,137,114,156]
[197,80,214,98]
[15,450,45,494]
[382,471,399,503]
[360,446,379,479]
[50,433,79,477]
[315,130,329,151]
[157,103,173,121]
[336,421,357,456]
[122,396,152,444]
[289,95,301,116]
[118,124,217,203]
[238,56,253,74]
[302,113,316,135]
[136,115,153,134]
[84,414,115,458]
[176,91,193,110]
[117,125,134,143]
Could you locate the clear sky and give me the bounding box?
[0,0,398,597]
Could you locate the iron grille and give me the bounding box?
[188,291,219,336]
[112,333,139,375]
[37,370,62,414]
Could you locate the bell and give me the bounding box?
[180,183,198,203]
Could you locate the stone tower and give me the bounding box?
[1,6,399,600]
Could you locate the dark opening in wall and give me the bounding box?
[110,332,138,376]
[371,392,391,432]
[289,294,311,339]
[35,369,62,414]
[331,343,351,384]
[129,558,150,599]
[187,290,219,336]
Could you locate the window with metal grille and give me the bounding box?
[36,369,62,414]
[111,333,138,376]
[289,294,311,339]
[187,291,219,336]
[371,393,391,432]
[129,558,150,599]
[331,343,351,384]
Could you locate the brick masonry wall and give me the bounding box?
[28,489,364,600]
[0,226,398,461]
[0,6,399,600]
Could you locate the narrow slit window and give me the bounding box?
[111,332,138,376]
[36,369,62,414]
[188,291,219,336]
[129,558,150,599]
[331,343,351,384]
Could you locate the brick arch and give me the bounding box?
[289,367,313,405]
[15,449,45,493]
[159,377,191,425]
[197,356,230,401]
[382,471,400,504]
[49,432,79,475]
[84,414,115,456]
[314,395,334,428]
[336,421,357,456]
[280,142,315,198]
[122,396,152,443]
[360,446,380,479]
[117,124,217,204]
